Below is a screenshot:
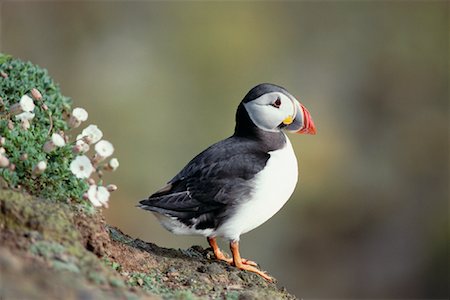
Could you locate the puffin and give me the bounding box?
[139,83,316,281]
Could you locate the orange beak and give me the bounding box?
[297,103,316,135]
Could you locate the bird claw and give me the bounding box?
[215,254,258,267]
[233,262,274,282]
[241,258,258,267]
[207,237,271,281]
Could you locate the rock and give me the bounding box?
[0,189,297,299]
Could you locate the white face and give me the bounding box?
[243,92,298,132]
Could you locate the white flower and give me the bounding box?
[20,95,35,112]
[70,155,94,179]
[15,112,35,121]
[43,133,66,152]
[87,185,110,207]
[73,107,88,121]
[52,133,66,147]
[108,158,119,171]
[69,107,88,128]
[79,125,103,144]
[95,140,114,158]
[33,161,47,175]
[73,139,90,154]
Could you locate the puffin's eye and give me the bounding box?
[271,97,282,108]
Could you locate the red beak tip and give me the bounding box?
[298,104,316,135]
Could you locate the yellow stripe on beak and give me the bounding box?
[282,115,294,125]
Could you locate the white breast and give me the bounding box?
[215,134,298,241]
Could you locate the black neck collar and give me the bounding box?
[233,103,286,152]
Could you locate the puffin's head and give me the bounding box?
[240,83,316,135]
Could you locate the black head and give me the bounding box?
[242,83,292,103]
[235,83,316,137]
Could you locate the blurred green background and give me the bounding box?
[1,1,448,298]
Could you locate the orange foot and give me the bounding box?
[233,258,273,282]
[207,237,258,266]
[206,237,273,282]
[230,240,273,282]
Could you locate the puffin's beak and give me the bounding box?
[285,100,317,135]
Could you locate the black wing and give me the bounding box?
[138,136,270,229]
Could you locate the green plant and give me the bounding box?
[0,53,119,206]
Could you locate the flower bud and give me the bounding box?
[43,141,55,153]
[31,88,43,101]
[107,184,117,192]
[9,103,22,115]
[0,155,9,168]
[83,136,93,144]
[43,133,65,153]
[33,161,47,175]
[72,139,89,154]
[21,119,30,130]
[91,154,102,165]
[104,158,119,171]
[9,163,16,171]
[20,153,28,161]
[68,107,88,128]
[72,144,83,154]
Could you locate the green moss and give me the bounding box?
[109,277,126,288]
[0,189,120,289]
[0,189,79,245]
[224,292,240,300]
[102,257,122,272]
[88,271,108,285]
[30,240,65,258]
[51,260,81,273]
[127,271,175,299]
[173,290,198,300]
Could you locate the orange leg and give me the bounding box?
[230,240,273,282]
[207,237,232,263]
[207,237,258,266]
